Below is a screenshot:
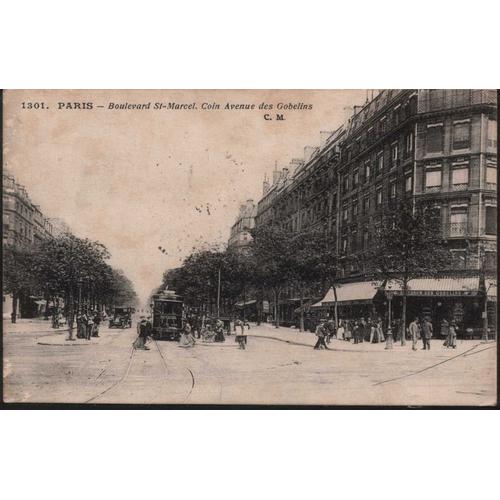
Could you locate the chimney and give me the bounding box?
[262,174,270,196]
[343,106,354,124]
[272,168,281,184]
[320,130,333,147]
[304,146,319,163]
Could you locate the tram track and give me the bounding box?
[84,334,197,404]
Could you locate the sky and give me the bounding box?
[4,90,367,304]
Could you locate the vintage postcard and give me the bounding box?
[2,89,497,406]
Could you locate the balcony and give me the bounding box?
[486,182,497,191]
[443,222,471,238]
[451,183,468,192]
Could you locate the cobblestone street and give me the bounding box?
[3,319,497,405]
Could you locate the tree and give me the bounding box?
[287,228,338,331]
[3,246,37,323]
[250,224,296,328]
[365,200,452,345]
[32,234,119,338]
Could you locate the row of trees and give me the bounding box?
[160,200,453,341]
[3,233,138,334]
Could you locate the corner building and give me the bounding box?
[253,90,497,333]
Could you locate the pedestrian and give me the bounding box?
[441,318,450,347]
[92,311,101,337]
[314,321,329,350]
[359,318,366,343]
[337,320,345,341]
[133,317,151,350]
[344,319,352,342]
[421,317,433,350]
[385,326,394,350]
[353,321,360,344]
[324,318,334,343]
[85,313,93,340]
[214,318,225,343]
[179,322,196,348]
[447,322,457,349]
[409,317,420,351]
[234,318,248,350]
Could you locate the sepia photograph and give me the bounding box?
[2,89,497,406]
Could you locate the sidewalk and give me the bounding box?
[248,321,486,353]
[3,318,69,335]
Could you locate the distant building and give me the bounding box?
[228,199,257,253]
[2,171,57,319]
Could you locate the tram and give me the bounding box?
[151,290,184,340]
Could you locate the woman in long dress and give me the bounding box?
[344,320,352,341]
[179,323,196,348]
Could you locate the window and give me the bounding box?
[377,153,384,173]
[429,90,444,110]
[376,187,382,206]
[451,251,467,270]
[363,196,370,214]
[450,207,468,236]
[343,175,349,193]
[391,142,398,166]
[425,167,442,191]
[389,181,397,199]
[364,161,371,182]
[363,231,369,249]
[485,206,497,235]
[342,237,347,253]
[343,204,348,222]
[486,163,497,187]
[405,174,413,193]
[353,202,358,217]
[353,170,359,188]
[426,124,444,153]
[351,231,358,252]
[452,164,469,189]
[487,120,497,148]
[453,120,471,150]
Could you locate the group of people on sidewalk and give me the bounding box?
[314,315,457,352]
[76,310,102,340]
[314,317,386,349]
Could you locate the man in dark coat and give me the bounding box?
[421,318,433,350]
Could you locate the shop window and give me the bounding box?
[452,164,469,190]
[425,167,442,192]
[426,124,444,153]
[452,120,471,150]
[485,206,497,235]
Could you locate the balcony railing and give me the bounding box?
[451,183,468,192]
[443,222,471,238]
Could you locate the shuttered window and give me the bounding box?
[453,121,471,150]
[485,206,497,235]
[426,124,444,153]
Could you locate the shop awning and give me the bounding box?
[321,281,380,305]
[385,277,480,297]
[294,299,325,314]
[486,279,497,301]
[311,300,325,308]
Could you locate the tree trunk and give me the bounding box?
[273,288,280,328]
[299,287,304,332]
[11,293,18,323]
[67,288,75,340]
[401,285,407,346]
[332,284,339,328]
